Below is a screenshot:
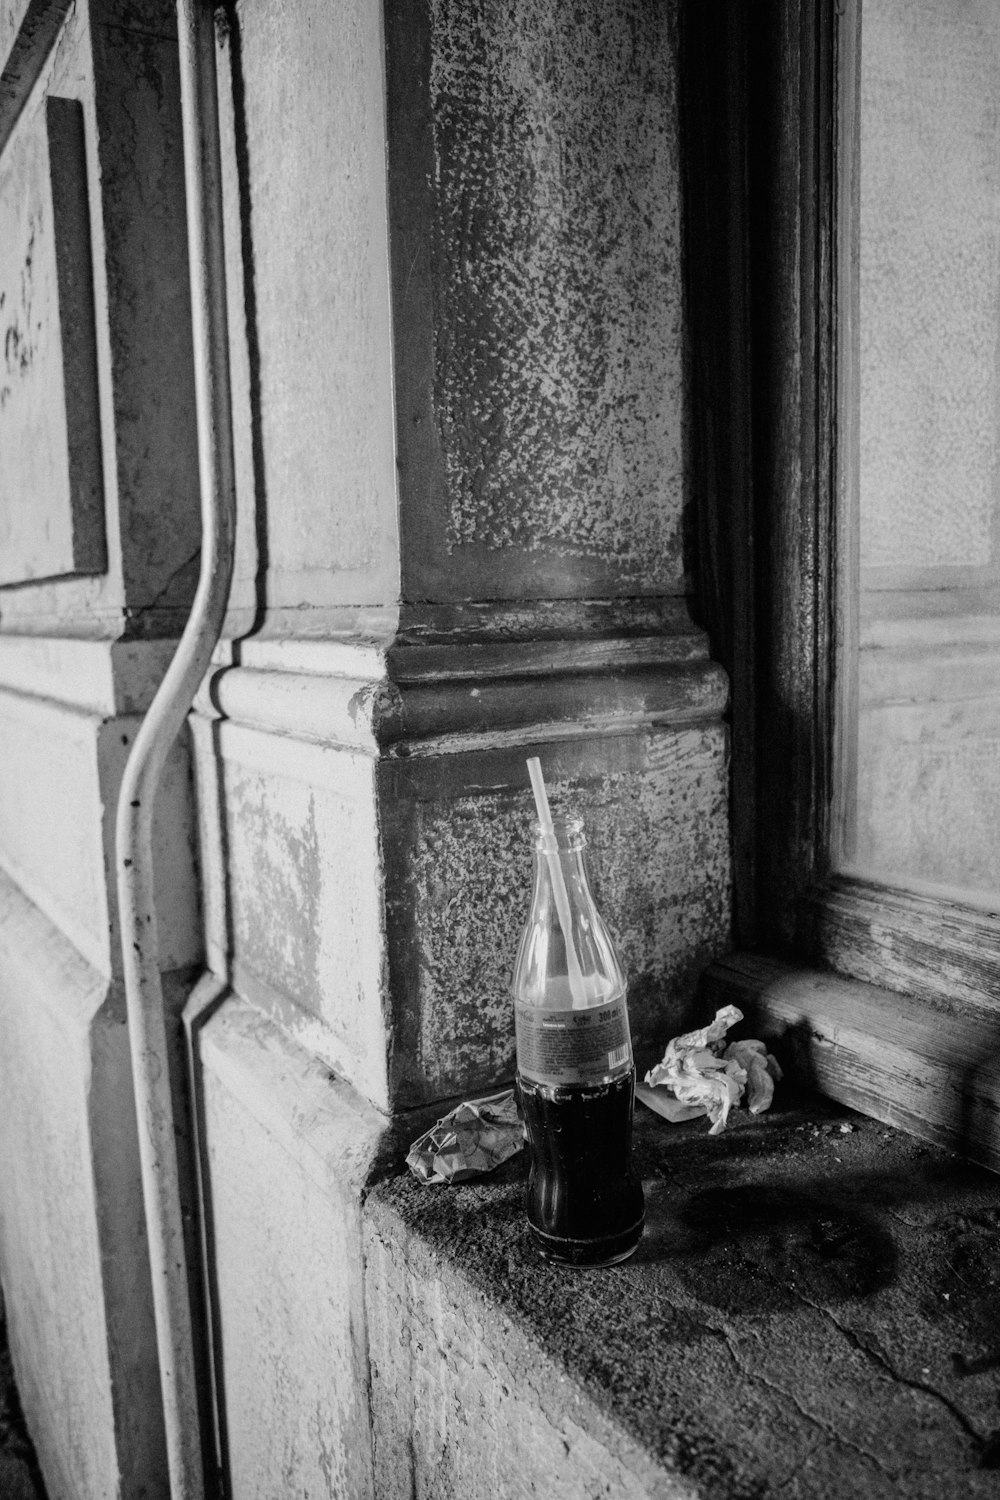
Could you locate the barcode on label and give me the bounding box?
[515,996,633,1086]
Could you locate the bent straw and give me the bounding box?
[526,757,589,1009]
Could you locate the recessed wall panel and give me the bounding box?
[0,94,105,585]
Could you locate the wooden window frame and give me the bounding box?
[681,0,999,1173]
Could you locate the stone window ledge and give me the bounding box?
[364,1096,1000,1498]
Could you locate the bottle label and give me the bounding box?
[515,997,632,1087]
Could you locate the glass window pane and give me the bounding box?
[840,0,1000,906]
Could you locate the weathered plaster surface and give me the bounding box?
[0,691,109,971]
[189,712,228,979]
[89,9,200,613]
[0,870,167,1500]
[193,719,391,1105]
[0,16,203,1472]
[190,636,729,1113]
[0,11,727,1500]
[198,997,384,1500]
[396,0,686,599]
[0,635,180,715]
[367,1214,683,1500]
[0,0,34,70]
[383,727,731,1106]
[218,0,398,619]
[0,0,67,153]
[0,687,199,976]
[0,94,104,584]
[0,0,199,635]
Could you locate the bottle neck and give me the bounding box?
[531,842,590,897]
[514,833,625,1008]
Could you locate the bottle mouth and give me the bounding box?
[532,814,585,851]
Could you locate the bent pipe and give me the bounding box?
[115,1,236,1495]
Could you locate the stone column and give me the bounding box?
[191,1,731,1495]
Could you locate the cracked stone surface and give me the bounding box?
[366,1092,1000,1498]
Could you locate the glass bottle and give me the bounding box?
[512,815,644,1267]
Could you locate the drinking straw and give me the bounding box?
[526,756,589,1009]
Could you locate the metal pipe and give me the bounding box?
[115,0,235,1492]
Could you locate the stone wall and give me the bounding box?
[0,2,200,1495]
[0,1,734,1495]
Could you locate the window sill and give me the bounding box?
[702,952,1000,1176]
[365,1095,1000,1496]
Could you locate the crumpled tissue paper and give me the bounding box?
[406,1089,524,1185]
[637,1005,782,1135]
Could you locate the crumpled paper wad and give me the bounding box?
[637,1005,782,1136]
[406,1089,524,1184]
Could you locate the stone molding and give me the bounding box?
[0,634,180,715]
[195,622,728,756]
[0,660,201,979]
[189,659,732,1110]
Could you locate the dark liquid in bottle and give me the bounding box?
[517,1069,645,1267]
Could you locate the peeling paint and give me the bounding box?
[216,729,390,1102]
[201,1013,378,1500]
[229,774,324,1012]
